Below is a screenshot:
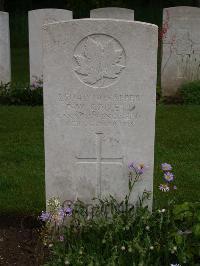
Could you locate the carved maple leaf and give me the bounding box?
[74,37,125,86]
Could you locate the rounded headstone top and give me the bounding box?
[90,7,134,20]
[0,11,9,16]
[28,8,72,16]
[163,6,200,17]
[28,8,72,84]
[44,18,157,31]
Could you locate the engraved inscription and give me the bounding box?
[175,31,200,79]
[162,17,200,80]
[73,34,126,88]
[76,133,123,197]
[58,92,140,127]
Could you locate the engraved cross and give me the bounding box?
[76,133,123,198]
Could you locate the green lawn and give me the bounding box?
[0,106,44,215]
[154,105,200,206]
[0,105,200,215]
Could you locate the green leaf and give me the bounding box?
[173,203,193,221]
[192,224,200,238]
[175,234,183,245]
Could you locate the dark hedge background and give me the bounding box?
[2,0,200,10]
[0,0,199,49]
[1,0,200,18]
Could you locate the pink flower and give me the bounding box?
[51,208,65,225]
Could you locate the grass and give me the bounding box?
[154,104,200,206]
[0,105,200,215]
[0,106,44,215]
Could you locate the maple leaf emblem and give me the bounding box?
[74,37,125,87]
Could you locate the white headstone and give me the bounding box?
[90,7,134,20]
[0,11,11,84]
[28,9,72,84]
[161,7,200,96]
[43,19,158,206]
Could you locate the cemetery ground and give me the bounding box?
[1,104,200,215]
[0,104,200,265]
[1,46,200,263]
[0,106,45,265]
[0,8,199,265]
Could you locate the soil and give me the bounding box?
[0,215,47,266]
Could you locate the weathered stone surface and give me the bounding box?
[43,19,158,206]
[90,7,134,20]
[28,9,72,83]
[161,7,200,96]
[0,12,10,84]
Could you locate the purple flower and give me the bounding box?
[31,82,36,88]
[58,208,65,219]
[59,235,64,242]
[128,162,135,170]
[39,211,51,222]
[64,207,73,217]
[128,162,147,175]
[164,172,174,183]
[173,185,177,190]
[159,184,170,192]
[161,163,172,171]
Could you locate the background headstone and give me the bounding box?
[90,7,134,20]
[43,19,158,206]
[161,7,200,96]
[0,11,11,84]
[28,9,72,84]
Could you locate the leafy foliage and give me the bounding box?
[42,199,200,266]
[40,165,200,265]
[180,80,200,105]
[0,81,43,105]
